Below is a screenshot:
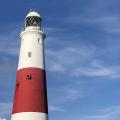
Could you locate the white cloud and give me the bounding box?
[48,83,85,105]
[0,103,12,116]
[0,103,12,120]
[46,46,120,79]
[49,105,65,112]
[0,117,7,120]
[63,0,120,34]
[72,67,116,77]
[64,89,82,101]
[46,46,95,73]
[66,14,120,34]
[81,105,120,120]
[0,29,19,55]
[88,16,120,33]
[0,24,20,74]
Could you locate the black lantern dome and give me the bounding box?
[25,11,42,28]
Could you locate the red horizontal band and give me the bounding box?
[12,67,48,114]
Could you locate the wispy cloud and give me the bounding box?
[49,105,65,112]
[63,88,83,101]
[0,117,7,120]
[48,81,85,106]
[0,102,12,119]
[65,13,120,34]
[81,105,120,120]
[46,46,95,72]
[72,66,118,78]
[0,25,20,74]
[63,0,120,35]
[46,45,120,79]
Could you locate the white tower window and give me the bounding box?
[26,74,32,80]
[28,52,32,57]
[38,38,42,44]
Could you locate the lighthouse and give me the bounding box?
[11,10,48,120]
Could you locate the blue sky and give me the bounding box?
[0,0,120,120]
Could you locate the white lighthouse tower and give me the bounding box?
[11,10,48,120]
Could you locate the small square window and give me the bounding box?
[28,52,31,57]
[26,74,32,80]
[38,38,41,44]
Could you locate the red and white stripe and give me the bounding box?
[11,19,48,120]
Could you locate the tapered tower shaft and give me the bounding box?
[11,11,48,120]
